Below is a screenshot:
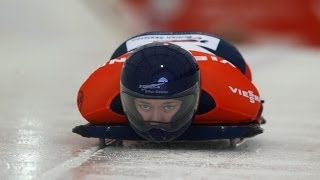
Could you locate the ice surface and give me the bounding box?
[1,0,320,180]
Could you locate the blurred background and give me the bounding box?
[119,0,320,45]
[1,0,319,179]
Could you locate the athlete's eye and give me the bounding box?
[163,105,175,112]
[139,104,152,111]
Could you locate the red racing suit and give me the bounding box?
[77,32,263,125]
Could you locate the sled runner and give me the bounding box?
[72,117,265,148]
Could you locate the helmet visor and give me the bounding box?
[121,93,198,133]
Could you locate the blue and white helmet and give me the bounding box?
[120,42,200,142]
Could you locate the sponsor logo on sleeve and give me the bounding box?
[229,86,260,103]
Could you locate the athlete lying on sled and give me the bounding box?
[73,32,266,147]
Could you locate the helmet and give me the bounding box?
[120,42,200,143]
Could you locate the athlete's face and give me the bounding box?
[134,98,182,123]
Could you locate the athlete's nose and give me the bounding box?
[150,109,159,122]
